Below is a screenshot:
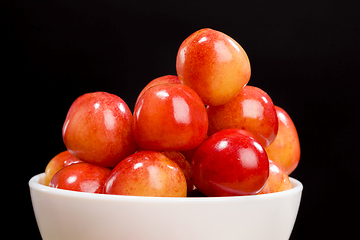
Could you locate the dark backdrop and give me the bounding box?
[4,0,359,239]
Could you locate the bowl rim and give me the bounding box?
[29,173,303,203]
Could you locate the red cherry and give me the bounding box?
[104,151,187,197]
[63,92,137,167]
[49,162,111,194]
[133,84,208,151]
[192,129,269,197]
[176,28,251,106]
[207,86,278,148]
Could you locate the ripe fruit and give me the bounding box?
[207,86,278,148]
[191,129,269,197]
[104,151,187,197]
[45,28,298,198]
[258,160,292,194]
[133,84,208,151]
[265,106,300,174]
[62,92,137,168]
[44,150,82,186]
[49,162,111,193]
[176,28,251,106]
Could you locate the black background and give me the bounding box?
[4,0,359,239]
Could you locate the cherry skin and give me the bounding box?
[104,151,187,197]
[181,134,208,164]
[258,159,292,194]
[135,75,181,105]
[161,150,195,195]
[133,83,208,151]
[207,86,278,148]
[49,162,111,193]
[62,92,137,168]
[44,150,82,186]
[176,28,251,106]
[192,129,269,197]
[265,106,300,174]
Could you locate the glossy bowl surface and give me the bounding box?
[29,173,302,240]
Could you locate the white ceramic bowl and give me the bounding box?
[29,173,302,240]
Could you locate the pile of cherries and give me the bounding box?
[45,28,300,197]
